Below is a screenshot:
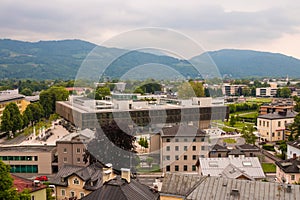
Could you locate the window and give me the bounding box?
[291,175,295,180]
[272,132,275,137]
[193,138,196,142]
[77,157,81,163]
[218,153,221,157]
[242,161,252,166]
[184,155,187,160]
[278,121,281,127]
[166,165,170,172]
[184,165,188,171]
[31,196,35,200]
[266,122,269,127]
[76,148,81,154]
[175,155,179,160]
[259,120,261,126]
[192,155,197,160]
[184,138,188,142]
[278,132,281,137]
[80,193,85,198]
[184,146,188,151]
[63,157,67,163]
[166,138,170,142]
[201,146,205,151]
[70,191,75,197]
[192,165,196,171]
[61,189,66,196]
[175,146,179,151]
[263,121,265,126]
[73,178,80,185]
[166,156,170,160]
[175,165,179,171]
[63,148,67,153]
[201,138,205,142]
[166,146,170,151]
[175,138,179,142]
[192,146,196,151]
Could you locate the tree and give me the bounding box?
[20,88,32,96]
[84,122,137,171]
[138,137,149,150]
[241,125,257,145]
[40,87,69,117]
[133,87,144,95]
[277,87,291,98]
[0,160,18,199]
[1,103,23,136]
[95,86,111,100]
[229,116,236,127]
[146,157,154,170]
[177,81,204,99]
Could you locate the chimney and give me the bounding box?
[103,163,115,184]
[121,168,131,183]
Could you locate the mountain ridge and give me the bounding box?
[1,39,300,80]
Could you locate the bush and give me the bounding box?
[262,144,275,151]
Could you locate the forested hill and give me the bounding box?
[191,49,300,78]
[1,39,300,80]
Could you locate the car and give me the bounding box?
[35,176,48,181]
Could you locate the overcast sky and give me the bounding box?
[1,0,300,58]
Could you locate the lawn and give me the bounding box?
[261,163,276,173]
[246,98,272,103]
[223,138,236,144]
[136,164,161,173]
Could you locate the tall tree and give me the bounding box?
[95,86,111,100]
[241,125,257,145]
[0,160,17,199]
[1,103,23,136]
[40,87,69,117]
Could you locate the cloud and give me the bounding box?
[0,0,300,57]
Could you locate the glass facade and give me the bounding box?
[10,165,38,173]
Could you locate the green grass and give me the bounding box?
[136,164,161,173]
[246,98,272,103]
[261,163,276,173]
[223,138,236,143]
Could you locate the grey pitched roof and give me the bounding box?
[160,173,206,197]
[220,164,254,180]
[276,158,300,173]
[51,162,104,190]
[258,111,297,119]
[228,149,245,155]
[198,157,265,179]
[236,144,260,151]
[186,176,300,200]
[81,177,159,200]
[210,144,228,152]
[161,125,205,137]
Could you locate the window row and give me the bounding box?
[165,138,206,142]
[166,145,206,151]
[0,156,38,161]
[165,165,197,172]
[164,155,198,161]
[10,165,38,173]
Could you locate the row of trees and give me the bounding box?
[1,86,69,136]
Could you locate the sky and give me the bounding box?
[1,0,300,58]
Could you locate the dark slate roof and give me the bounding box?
[161,125,206,137]
[288,140,300,150]
[51,162,104,190]
[81,177,159,200]
[236,144,260,151]
[210,144,228,152]
[258,111,297,119]
[228,149,245,155]
[186,176,300,200]
[160,173,206,197]
[276,158,300,173]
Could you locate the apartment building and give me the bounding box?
[56,129,95,169]
[256,87,278,97]
[151,124,208,173]
[0,94,27,117]
[222,84,248,96]
[257,111,297,142]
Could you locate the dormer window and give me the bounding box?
[73,178,80,185]
[61,177,65,182]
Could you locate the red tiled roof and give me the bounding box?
[11,174,47,193]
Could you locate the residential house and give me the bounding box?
[151,124,208,173]
[287,140,300,159]
[196,157,265,180]
[51,162,104,200]
[56,129,95,169]
[81,168,159,200]
[209,144,261,158]
[257,110,297,142]
[12,174,47,200]
[276,158,300,184]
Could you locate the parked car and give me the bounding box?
[35,176,48,181]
